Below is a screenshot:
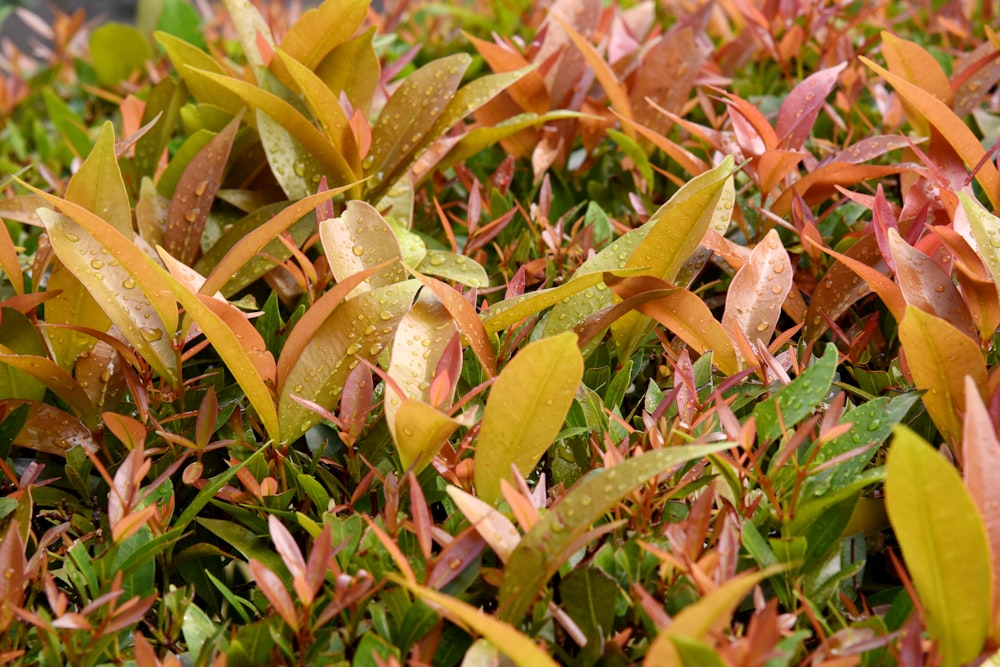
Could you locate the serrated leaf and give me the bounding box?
[475,332,583,505]
[37,208,179,384]
[861,55,1000,208]
[887,228,977,341]
[721,229,793,354]
[416,250,489,288]
[389,575,558,667]
[611,157,735,359]
[898,306,987,446]
[278,280,419,443]
[367,54,471,201]
[754,342,838,442]
[319,200,406,294]
[959,192,1000,302]
[499,442,732,622]
[886,426,992,666]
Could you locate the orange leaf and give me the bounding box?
[805,235,906,323]
[411,272,497,377]
[721,229,793,352]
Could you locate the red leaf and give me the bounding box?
[775,63,846,150]
[249,560,299,631]
[268,515,306,580]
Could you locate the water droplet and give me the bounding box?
[352,245,364,256]
[773,264,785,274]
[346,342,362,355]
[194,181,208,197]
[184,210,199,223]
[64,231,80,242]
[122,278,136,289]
[139,327,163,342]
[755,321,769,332]
[90,259,104,269]
[429,254,445,267]
[294,384,304,393]
[364,325,378,336]
[379,311,392,320]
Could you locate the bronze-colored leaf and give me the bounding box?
[721,229,793,353]
[12,403,97,455]
[319,200,406,295]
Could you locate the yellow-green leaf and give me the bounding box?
[389,575,559,667]
[221,0,273,72]
[886,426,992,667]
[412,271,497,377]
[314,28,380,116]
[44,263,112,372]
[37,208,179,384]
[0,348,96,428]
[485,271,617,335]
[474,332,583,505]
[278,280,419,443]
[499,442,733,622]
[897,306,987,445]
[0,309,46,402]
[959,192,1000,302]
[65,122,131,236]
[319,200,406,294]
[393,400,463,473]
[416,250,489,288]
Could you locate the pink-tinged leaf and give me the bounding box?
[959,192,1000,302]
[75,341,126,413]
[0,195,45,227]
[721,229,793,351]
[954,42,1000,116]
[616,111,708,177]
[164,112,242,265]
[465,33,550,114]
[249,560,298,631]
[339,362,372,440]
[771,163,913,217]
[446,486,521,563]
[830,135,921,165]
[0,521,26,633]
[156,258,279,443]
[0,221,23,295]
[412,272,497,377]
[385,290,458,443]
[102,412,146,450]
[11,403,96,455]
[201,185,354,297]
[723,92,778,153]
[320,200,406,294]
[755,149,804,194]
[0,350,96,428]
[807,235,906,323]
[304,523,333,600]
[111,504,158,544]
[887,228,978,341]
[776,63,846,150]
[268,515,306,580]
[898,306,988,448]
[962,376,1000,638]
[536,0,600,109]
[861,56,1000,209]
[554,15,633,134]
[426,528,486,590]
[195,387,218,450]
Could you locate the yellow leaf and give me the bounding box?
[393,400,462,473]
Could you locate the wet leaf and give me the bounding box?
[221,0,272,72]
[0,351,96,427]
[446,485,521,562]
[959,192,1000,301]
[485,271,617,335]
[809,236,906,323]
[465,33,549,114]
[385,290,458,442]
[65,122,131,236]
[390,575,559,667]
[257,109,331,201]
[754,342,838,442]
[157,256,279,443]
[11,403,97,455]
[897,306,987,446]
[412,272,497,377]
[611,157,735,359]
[962,376,1000,638]
[771,163,912,217]
[804,233,886,341]
[319,200,406,294]
[721,229,793,354]
[393,400,463,473]
[0,221,22,295]
[367,54,471,200]
[886,426,991,666]
[861,55,1000,208]
[314,28,380,116]
[164,112,241,265]
[776,63,846,150]
[278,280,419,443]
[416,250,489,288]
[499,442,732,622]
[887,228,977,341]
[475,332,583,505]
[37,207,179,384]
[881,31,953,133]
[555,16,633,134]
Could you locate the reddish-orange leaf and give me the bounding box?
[164,112,242,265]
[776,63,846,150]
[268,515,306,579]
[411,271,497,377]
[0,221,23,296]
[249,560,298,631]
[464,33,549,114]
[0,351,96,428]
[721,229,793,352]
[881,31,953,121]
[805,235,907,323]
[771,163,912,217]
[804,233,886,341]
[11,403,97,455]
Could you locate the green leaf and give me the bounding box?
[390,575,559,667]
[886,426,992,667]
[559,568,617,652]
[89,24,152,86]
[753,342,838,442]
[256,109,331,201]
[65,122,131,236]
[474,332,584,504]
[499,442,733,622]
[416,250,489,288]
[0,308,46,401]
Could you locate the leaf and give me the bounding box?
[416,250,490,289]
[897,306,987,446]
[393,400,463,474]
[484,271,617,334]
[880,31,953,133]
[0,350,96,428]
[644,570,773,666]
[37,208,179,384]
[314,28,380,116]
[887,228,977,341]
[807,235,906,323]
[367,54,471,200]
[804,232,886,341]
[886,426,992,666]
[754,342,838,442]
[65,122,131,236]
[611,157,735,359]
[156,257,279,443]
[959,192,1000,302]
[474,332,584,505]
[11,403,97,455]
[164,112,241,265]
[499,442,732,622]
[412,272,497,377]
[446,485,521,562]
[276,0,368,71]
[389,575,559,667]
[256,109,332,201]
[560,567,617,650]
[962,376,1000,638]
[385,290,458,441]
[221,0,272,72]
[775,63,846,150]
[0,220,23,296]
[89,23,152,86]
[319,200,406,293]
[277,280,419,443]
[861,56,1000,208]
[721,229,793,353]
